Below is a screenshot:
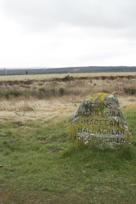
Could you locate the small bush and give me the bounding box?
[63,75,74,81]
[59,87,65,96]
[0,89,24,99]
[101,90,110,93]
[124,87,136,95]
[36,88,57,98]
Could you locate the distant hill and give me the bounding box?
[0,66,136,75]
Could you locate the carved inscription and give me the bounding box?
[77,102,126,140]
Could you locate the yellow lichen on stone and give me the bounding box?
[87,92,109,101]
[97,93,109,101]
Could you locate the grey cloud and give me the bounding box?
[3,0,136,31]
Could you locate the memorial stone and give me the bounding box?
[71,93,132,147]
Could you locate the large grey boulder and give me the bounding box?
[71,93,132,147]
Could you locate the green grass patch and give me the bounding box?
[0,109,136,203]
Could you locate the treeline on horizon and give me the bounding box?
[0,66,136,75]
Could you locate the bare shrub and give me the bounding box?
[124,87,136,95]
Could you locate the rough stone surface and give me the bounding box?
[71,93,132,147]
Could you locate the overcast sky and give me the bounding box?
[0,0,136,68]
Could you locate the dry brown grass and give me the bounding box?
[0,74,136,100]
[0,98,76,122]
[0,95,135,122]
[0,72,135,122]
[0,72,136,81]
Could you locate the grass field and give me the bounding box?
[0,108,136,204]
[0,73,136,203]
